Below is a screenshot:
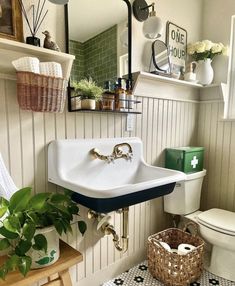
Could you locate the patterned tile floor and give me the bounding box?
[102,261,235,286]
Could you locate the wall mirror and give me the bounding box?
[65,0,132,111]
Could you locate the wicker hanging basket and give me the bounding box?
[147,222,204,286]
[16,71,67,113]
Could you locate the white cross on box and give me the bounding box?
[191,156,199,168]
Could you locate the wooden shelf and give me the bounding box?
[0,240,82,286]
[133,71,205,89]
[0,38,75,80]
[132,71,226,103]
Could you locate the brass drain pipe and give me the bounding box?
[88,207,129,253]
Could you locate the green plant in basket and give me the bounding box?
[0,187,86,279]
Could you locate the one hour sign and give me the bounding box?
[166,22,187,74]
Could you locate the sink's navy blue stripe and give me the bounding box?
[71,183,176,213]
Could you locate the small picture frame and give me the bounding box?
[0,0,23,42]
[166,21,187,75]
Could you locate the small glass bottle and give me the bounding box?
[101,81,115,111]
[126,79,134,111]
[116,78,126,111]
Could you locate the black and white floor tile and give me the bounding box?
[102,261,235,286]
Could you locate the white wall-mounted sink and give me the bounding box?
[48,137,185,212]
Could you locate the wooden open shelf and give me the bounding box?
[0,38,75,80]
[0,240,82,286]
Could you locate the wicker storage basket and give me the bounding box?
[147,222,204,286]
[16,71,67,112]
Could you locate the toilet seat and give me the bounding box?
[197,208,235,236]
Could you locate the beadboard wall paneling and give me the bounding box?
[198,101,235,212]
[0,79,198,286]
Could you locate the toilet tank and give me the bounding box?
[164,170,206,215]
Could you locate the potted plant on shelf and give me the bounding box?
[71,77,104,110]
[0,187,86,279]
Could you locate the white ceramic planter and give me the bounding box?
[28,226,60,269]
[196,59,214,85]
[81,99,96,110]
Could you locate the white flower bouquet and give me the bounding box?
[187,40,228,61]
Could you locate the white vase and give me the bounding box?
[195,59,214,85]
[28,226,60,269]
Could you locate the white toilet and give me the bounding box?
[164,169,235,281]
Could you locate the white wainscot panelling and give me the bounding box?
[0,78,198,286]
[198,100,235,212]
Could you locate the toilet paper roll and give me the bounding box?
[178,243,196,255]
[159,241,171,252]
[171,248,179,254]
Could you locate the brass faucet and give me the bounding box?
[90,148,115,163]
[90,142,133,163]
[112,143,133,160]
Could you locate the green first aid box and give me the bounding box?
[165,147,204,173]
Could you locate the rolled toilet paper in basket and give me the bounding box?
[39,62,63,78]
[178,243,196,255]
[171,248,179,254]
[159,241,171,252]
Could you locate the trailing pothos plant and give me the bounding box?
[0,187,87,279]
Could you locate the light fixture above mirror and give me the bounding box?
[133,0,163,39]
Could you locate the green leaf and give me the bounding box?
[61,219,72,234]
[18,256,32,277]
[0,226,19,239]
[49,203,71,218]
[78,221,87,236]
[54,220,63,236]
[0,197,9,218]
[28,193,51,210]
[3,216,21,233]
[64,189,73,198]
[0,264,8,280]
[34,234,47,253]
[68,203,79,215]
[0,238,10,250]
[50,193,70,204]
[27,211,40,225]
[0,207,7,218]
[9,187,32,213]
[15,240,32,256]
[5,255,20,271]
[14,212,25,225]
[35,256,50,265]
[23,221,36,241]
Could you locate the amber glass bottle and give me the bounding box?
[115,78,126,111]
[125,79,134,111]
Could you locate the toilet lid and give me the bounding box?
[197,208,235,236]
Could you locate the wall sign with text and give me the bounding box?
[166,21,187,74]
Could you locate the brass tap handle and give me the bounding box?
[113,143,133,160]
[90,143,133,163]
[90,148,115,164]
